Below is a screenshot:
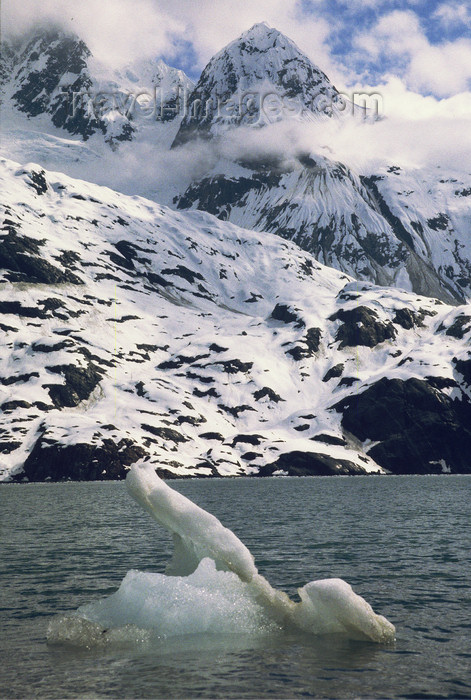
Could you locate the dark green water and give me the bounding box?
[1,475,470,699]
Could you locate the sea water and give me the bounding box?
[1,475,470,698]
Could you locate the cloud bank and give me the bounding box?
[354,9,471,97]
[2,0,184,67]
[3,0,471,97]
[1,0,333,79]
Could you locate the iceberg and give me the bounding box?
[126,460,258,582]
[47,462,395,647]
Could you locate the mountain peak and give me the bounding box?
[225,21,303,57]
[250,21,271,29]
[243,21,273,35]
[2,29,194,147]
[173,23,338,146]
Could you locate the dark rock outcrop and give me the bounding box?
[253,386,284,402]
[199,432,224,441]
[212,359,253,374]
[393,308,425,330]
[231,434,263,447]
[322,363,344,382]
[333,377,471,474]
[44,363,103,408]
[453,357,471,385]
[310,433,347,446]
[140,425,188,443]
[329,306,396,349]
[22,436,146,481]
[445,315,471,339]
[286,327,321,360]
[270,303,305,328]
[0,229,83,284]
[258,451,365,476]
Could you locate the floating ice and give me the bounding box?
[126,459,257,582]
[75,558,277,637]
[46,616,152,648]
[47,463,395,647]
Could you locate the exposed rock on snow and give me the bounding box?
[333,377,471,474]
[1,158,471,480]
[23,435,146,481]
[328,307,396,349]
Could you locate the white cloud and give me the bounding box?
[191,77,471,174]
[354,9,471,97]
[2,0,335,77]
[375,76,471,121]
[158,0,333,70]
[2,0,183,66]
[4,0,471,100]
[408,39,471,95]
[339,113,471,172]
[323,80,471,171]
[433,2,471,29]
[146,0,337,84]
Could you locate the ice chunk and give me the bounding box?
[73,558,277,638]
[125,463,395,643]
[294,578,395,643]
[49,462,395,647]
[126,462,257,582]
[46,616,151,648]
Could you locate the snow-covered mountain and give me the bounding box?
[0,28,194,148]
[175,155,471,305]
[1,22,471,482]
[1,157,470,482]
[2,23,470,307]
[173,22,341,146]
[171,23,471,305]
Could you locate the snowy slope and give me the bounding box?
[1,157,470,481]
[364,166,471,300]
[175,156,471,304]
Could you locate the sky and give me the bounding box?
[2,0,471,173]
